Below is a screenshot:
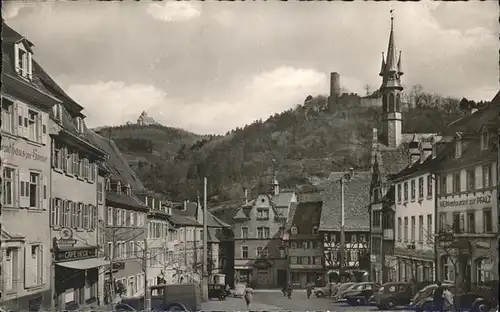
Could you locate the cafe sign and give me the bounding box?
[55,247,97,262]
[439,195,492,209]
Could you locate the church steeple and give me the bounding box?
[380,11,404,90]
[379,9,403,148]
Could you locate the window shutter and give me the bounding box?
[39,174,44,209]
[475,166,482,189]
[24,246,33,287]
[14,168,20,208]
[27,53,33,80]
[13,102,19,135]
[19,169,27,208]
[17,103,24,137]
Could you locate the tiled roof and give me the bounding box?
[446,91,500,134]
[319,172,372,232]
[286,201,322,234]
[274,192,294,207]
[176,203,230,228]
[86,130,146,192]
[106,192,147,210]
[169,209,200,227]
[297,192,323,203]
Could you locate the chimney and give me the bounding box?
[183,200,187,211]
[244,188,248,205]
[274,180,280,195]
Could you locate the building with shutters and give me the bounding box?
[0,23,55,311]
[434,91,499,293]
[45,76,108,308]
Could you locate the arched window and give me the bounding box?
[441,255,454,282]
[382,94,388,112]
[476,258,492,283]
[389,93,395,112]
[396,94,401,112]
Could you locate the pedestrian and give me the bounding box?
[287,283,293,299]
[443,287,453,311]
[306,283,313,299]
[433,281,444,312]
[244,283,254,310]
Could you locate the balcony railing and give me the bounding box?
[383,229,394,240]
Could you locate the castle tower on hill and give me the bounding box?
[379,12,404,148]
[137,111,160,126]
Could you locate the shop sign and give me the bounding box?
[253,259,271,270]
[439,195,492,209]
[54,227,77,249]
[0,142,48,163]
[55,247,97,262]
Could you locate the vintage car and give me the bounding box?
[345,282,382,305]
[370,282,416,310]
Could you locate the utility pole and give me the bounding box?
[202,177,208,301]
[339,177,345,280]
[144,237,150,311]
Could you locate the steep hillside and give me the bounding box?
[104,92,468,202]
[95,124,203,163]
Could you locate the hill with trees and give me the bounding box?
[98,85,487,202]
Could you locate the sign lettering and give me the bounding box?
[1,143,48,163]
[439,195,491,208]
[55,247,97,262]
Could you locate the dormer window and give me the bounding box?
[455,139,462,159]
[117,181,122,194]
[75,116,84,134]
[312,226,319,235]
[15,43,32,80]
[105,178,111,191]
[126,185,131,196]
[52,104,62,122]
[480,131,489,151]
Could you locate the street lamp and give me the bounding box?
[339,168,354,282]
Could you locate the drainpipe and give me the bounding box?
[433,173,439,281]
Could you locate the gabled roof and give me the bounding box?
[319,172,371,232]
[176,202,230,228]
[106,192,148,211]
[286,201,322,235]
[86,130,146,192]
[445,90,500,135]
[274,192,295,207]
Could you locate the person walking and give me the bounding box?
[306,283,313,299]
[287,283,293,299]
[433,281,445,312]
[244,284,254,310]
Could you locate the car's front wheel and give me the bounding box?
[473,301,490,312]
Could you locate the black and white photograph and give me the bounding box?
[0,1,498,311]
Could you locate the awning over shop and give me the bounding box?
[56,258,108,270]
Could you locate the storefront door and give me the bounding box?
[257,270,268,287]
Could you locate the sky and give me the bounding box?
[3,1,498,134]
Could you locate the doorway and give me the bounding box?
[277,269,287,288]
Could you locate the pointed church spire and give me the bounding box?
[379,52,386,77]
[397,50,403,75]
[385,11,398,73]
[380,9,403,90]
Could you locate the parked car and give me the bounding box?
[335,283,361,301]
[410,286,494,312]
[313,283,338,298]
[407,283,454,311]
[345,282,382,305]
[371,282,415,310]
[231,283,246,298]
